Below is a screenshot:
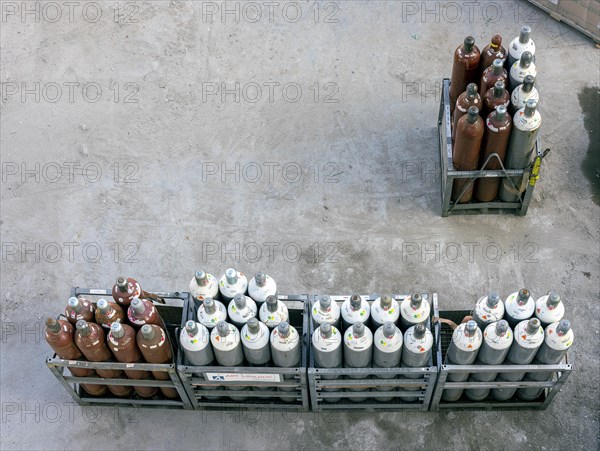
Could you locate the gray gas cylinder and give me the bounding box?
[509,51,536,90]
[312,323,343,403]
[259,295,289,329]
[189,270,219,301]
[517,319,573,401]
[371,296,400,330]
[311,295,341,329]
[473,293,504,330]
[492,318,544,401]
[443,321,483,402]
[197,297,227,330]
[343,322,373,402]
[210,321,244,367]
[240,318,271,366]
[340,295,370,331]
[271,322,301,402]
[499,99,542,202]
[373,322,403,402]
[399,294,430,332]
[401,323,434,402]
[464,320,513,401]
[534,292,565,327]
[219,268,248,304]
[503,288,535,328]
[179,320,214,366]
[507,26,536,68]
[227,293,257,330]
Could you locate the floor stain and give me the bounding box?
[578,86,600,205]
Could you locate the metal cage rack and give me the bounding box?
[307,294,440,412]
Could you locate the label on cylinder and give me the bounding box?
[205,373,281,382]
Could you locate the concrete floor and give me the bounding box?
[1,0,599,449]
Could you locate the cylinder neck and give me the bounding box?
[464,320,478,337]
[266,295,278,312]
[526,318,540,335]
[141,325,155,340]
[486,293,500,309]
[517,289,530,305]
[225,268,238,285]
[254,272,266,287]
[519,26,531,44]
[130,298,145,314]
[519,51,532,68]
[97,299,111,313]
[233,294,246,309]
[185,321,198,336]
[76,320,91,336]
[524,100,538,117]
[493,81,505,98]
[492,59,503,75]
[116,277,128,292]
[547,292,561,308]
[203,297,216,314]
[278,322,290,338]
[68,297,82,312]
[350,295,362,310]
[382,322,395,339]
[465,83,477,99]
[216,321,229,337]
[195,271,208,286]
[46,318,61,334]
[320,323,332,339]
[247,318,260,334]
[410,293,423,309]
[352,322,365,337]
[522,75,535,93]
[320,295,331,311]
[380,296,393,310]
[463,36,475,53]
[490,34,502,48]
[466,107,479,124]
[413,323,426,339]
[111,322,125,338]
[556,320,571,336]
[495,320,509,337]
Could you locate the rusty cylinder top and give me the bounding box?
[225,268,238,285]
[266,295,278,312]
[320,323,333,338]
[75,320,91,336]
[46,318,61,334]
[522,75,535,93]
[195,270,208,285]
[519,26,531,44]
[111,322,125,338]
[491,34,502,47]
[255,272,267,287]
[203,297,216,314]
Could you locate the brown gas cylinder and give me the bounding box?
[74,320,132,397]
[450,36,481,114]
[45,318,107,396]
[475,105,513,202]
[480,59,508,101]
[108,323,158,398]
[480,35,507,70]
[451,106,484,203]
[95,298,126,329]
[452,83,481,141]
[137,324,178,399]
[112,276,142,306]
[483,80,510,118]
[65,296,95,325]
[127,298,162,329]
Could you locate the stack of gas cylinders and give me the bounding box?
[442,289,574,402]
[310,294,435,403]
[44,277,178,399]
[449,26,542,204]
[181,269,301,401]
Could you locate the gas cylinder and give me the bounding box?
[241,318,271,365]
[343,322,373,402]
[464,320,512,401]
[210,321,244,366]
[189,270,219,301]
[482,81,510,118]
[218,268,248,304]
[507,26,536,68]
[128,298,162,329]
[137,324,179,399]
[180,320,214,366]
[499,99,542,202]
[475,105,513,202]
[449,36,481,114]
[510,75,538,115]
[312,323,343,403]
[401,323,434,402]
[472,293,505,330]
[112,276,142,306]
[197,297,227,330]
[227,293,258,329]
[509,51,536,91]
[340,295,370,331]
[480,34,507,70]
[45,318,106,396]
[535,292,565,327]
[95,298,125,329]
[452,83,482,142]
[373,322,403,402]
[517,319,573,400]
[65,296,95,325]
[271,322,301,402]
[108,322,158,398]
[480,59,508,101]
[74,320,131,397]
[451,106,485,203]
[259,295,289,329]
[399,293,431,332]
[311,295,341,329]
[503,288,535,328]
[371,295,400,329]
[248,272,277,305]
[492,318,544,401]
[442,320,483,402]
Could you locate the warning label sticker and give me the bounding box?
[205,373,281,382]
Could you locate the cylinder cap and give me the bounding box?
[76,320,91,336]
[522,75,535,92]
[97,299,109,312]
[46,318,61,333]
[464,36,475,51]
[524,99,538,117]
[380,295,393,309]
[320,295,331,310]
[130,297,145,314]
[68,297,81,311]
[495,105,507,120]
[518,289,530,303]
[557,319,571,336]
[234,293,247,309]
[217,321,229,337]
[247,317,260,333]
[225,268,238,285]
[465,320,478,336]
[466,83,478,98]
[111,322,125,338]
[320,323,332,338]
[353,322,365,337]
[382,322,396,339]
[195,270,207,285]
[254,272,267,287]
[278,321,290,338]
[414,323,426,339]
[350,295,362,310]
[519,26,531,44]
[492,58,503,73]
[116,276,127,291]
[467,107,479,123]
[494,80,505,96]
[203,297,216,314]
[526,318,541,335]
[141,324,155,339]
[487,293,500,308]
[410,293,423,308]
[520,51,533,67]
[547,292,561,307]
[491,34,502,47]
[185,320,198,335]
[495,320,509,336]
[266,295,278,312]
